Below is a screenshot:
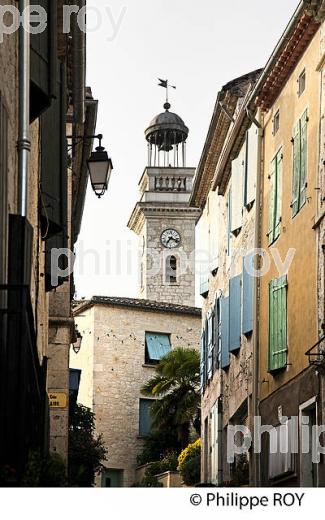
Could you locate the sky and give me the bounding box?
[75,0,299,302]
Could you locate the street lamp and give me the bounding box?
[67,133,113,199]
[87,134,113,199]
[72,329,83,355]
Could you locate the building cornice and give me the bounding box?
[128,202,202,235]
[73,296,202,317]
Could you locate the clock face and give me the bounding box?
[161,229,181,249]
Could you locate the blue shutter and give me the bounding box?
[214,298,220,370]
[220,297,230,370]
[200,325,207,393]
[139,399,153,437]
[207,311,214,380]
[242,255,254,335]
[229,275,241,352]
[145,333,171,361]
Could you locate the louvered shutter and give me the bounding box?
[229,274,241,352]
[292,121,301,217]
[220,297,230,370]
[231,154,244,234]
[242,255,254,335]
[300,109,308,209]
[207,311,214,380]
[43,63,68,291]
[274,150,283,241]
[268,275,288,371]
[30,0,57,121]
[245,125,258,206]
[268,157,276,245]
[213,298,220,370]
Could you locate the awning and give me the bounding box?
[145,333,171,361]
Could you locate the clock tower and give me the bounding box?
[128,99,201,306]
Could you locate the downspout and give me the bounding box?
[17,0,31,217]
[247,107,263,487]
[72,0,86,124]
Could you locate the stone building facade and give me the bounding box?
[71,297,201,487]
[0,1,99,481]
[190,70,262,485]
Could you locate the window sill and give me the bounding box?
[142,363,157,368]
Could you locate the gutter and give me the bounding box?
[17,0,31,217]
[72,94,98,243]
[72,0,86,124]
[247,0,307,111]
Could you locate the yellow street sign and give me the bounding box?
[49,392,67,408]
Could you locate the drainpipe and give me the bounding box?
[17,0,31,217]
[246,107,263,486]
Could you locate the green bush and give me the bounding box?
[136,430,181,466]
[22,450,67,487]
[179,455,201,486]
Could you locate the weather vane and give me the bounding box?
[158,78,176,104]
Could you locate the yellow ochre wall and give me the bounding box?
[259,29,320,401]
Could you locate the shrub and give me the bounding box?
[136,430,181,466]
[22,450,67,487]
[178,439,201,486]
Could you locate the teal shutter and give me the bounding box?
[242,254,254,335]
[214,298,220,369]
[268,157,276,245]
[139,399,153,437]
[220,297,230,370]
[229,275,241,351]
[292,121,301,217]
[200,324,208,393]
[207,311,214,380]
[145,333,171,361]
[274,150,282,241]
[300,110,308,209]
[268,275,288,371]
[227,189,232,255]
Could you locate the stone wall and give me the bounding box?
[199,152,256,483]
[72,303,201,487]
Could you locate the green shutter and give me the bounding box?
[300,110,308,209]
[268,276,287,371]
[274,150,282,241]
[292,121,301,217]
[268,157,276,245]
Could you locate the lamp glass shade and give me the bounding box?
[87,148,113,197]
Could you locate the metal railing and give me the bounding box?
[305,335,325,366]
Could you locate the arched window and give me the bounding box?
[166,255,177,284]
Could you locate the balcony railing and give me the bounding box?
[154,175,188,192]
[0,285,47,482]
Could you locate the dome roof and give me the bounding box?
[145,103,189,148]
[148,110,186,128]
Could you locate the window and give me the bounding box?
[292,110,308,217]
[298,70,306,97]
[244,126,258,208]
[268,275,288,372]
[231,154,244,235]
[268,418,295,480]
[268,148,283,245]
[166,255,177,284]
[139,399,154,437]
[273,110,280,135]
[145,332,171,364]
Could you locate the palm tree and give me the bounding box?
[141,348,200,448]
